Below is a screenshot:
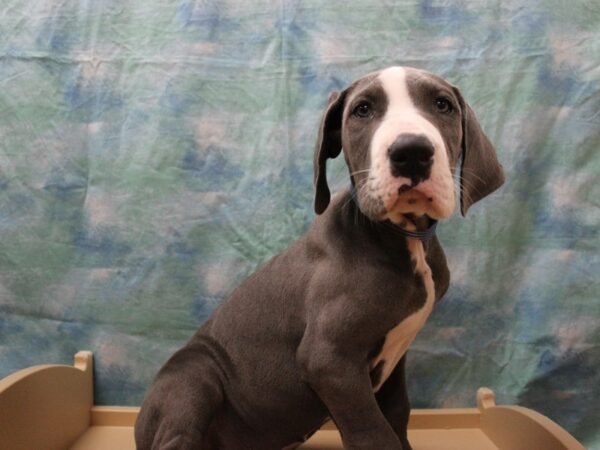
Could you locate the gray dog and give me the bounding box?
[135,66,505,450]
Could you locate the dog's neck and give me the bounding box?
[387,213,438,240]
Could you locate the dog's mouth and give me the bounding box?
[383,180,453,222]
[353,168,455,224]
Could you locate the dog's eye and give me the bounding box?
[353,102,372,118]
[435,97,453,114]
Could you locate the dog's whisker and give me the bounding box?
[349,169,371,177]
[341,177,370,211]
[459,167,488,185]
[456,175,479,208]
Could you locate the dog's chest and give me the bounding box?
[370,238,435,392]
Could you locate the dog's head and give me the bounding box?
[314,66,505,220]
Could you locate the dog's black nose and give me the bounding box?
[388,134,434,183]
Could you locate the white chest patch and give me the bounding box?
[371,238,436,392]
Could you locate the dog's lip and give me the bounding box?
[388,184,432,206]
[390,190,430,209]
[398,182,433,198]
[398,184,413,195]
[383,183,443,220]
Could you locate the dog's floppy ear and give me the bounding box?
[314,90,347,214]
[453,87,505,216]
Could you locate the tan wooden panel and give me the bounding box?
[0,352,93,450]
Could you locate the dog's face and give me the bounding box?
[314,66,505,219]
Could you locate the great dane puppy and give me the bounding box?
[135,66,505,450]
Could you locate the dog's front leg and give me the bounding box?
[298,334,403,449]
[375,355,412,450]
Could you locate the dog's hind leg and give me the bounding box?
[135,337,228,450]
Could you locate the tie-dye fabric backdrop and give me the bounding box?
[1,0,599,447]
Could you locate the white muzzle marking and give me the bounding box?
[367,67,455,221]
